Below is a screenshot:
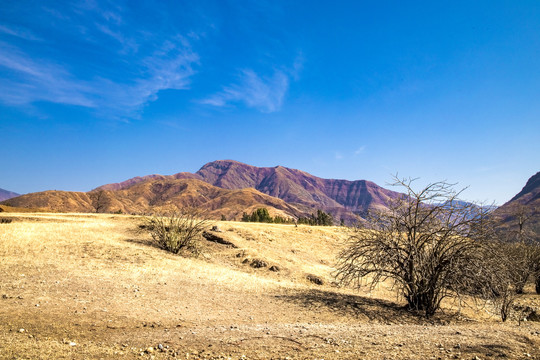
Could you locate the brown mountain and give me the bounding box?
[196,160,400,215]
[493,171,540,238]
[3,178,303,220]
[6,160,404,222]
[96,160,403,222]
[96,172,201,191]
[0,188,20,201]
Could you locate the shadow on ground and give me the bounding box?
[276,288,450,324]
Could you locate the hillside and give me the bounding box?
[3,178,304,220]
[0,188,20,201]
[494,171,540,237]
[1,213,539,359]
[97,160,404,222]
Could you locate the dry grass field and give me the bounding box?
[1,213,540,359]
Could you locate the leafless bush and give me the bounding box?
[143,209,210,255]
[335,177,496,318]
[88,190,110,213]
[497,241,540,294]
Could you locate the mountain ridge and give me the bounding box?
[494,171,540,236]
[4,178,304,220]
[96,160,403,221]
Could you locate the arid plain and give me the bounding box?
[1,212,540,359]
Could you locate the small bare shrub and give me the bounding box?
[143,209,210,255]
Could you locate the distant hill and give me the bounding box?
[97,160,404,222]
[4,178,304,220]
[96,172,201,191]
[493,171,540,238]
[0,188,20,201]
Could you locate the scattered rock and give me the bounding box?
[306,274,324,285]
[146,347,154,353]
[250,259,268,268]
[69,342,77,346]
[269,265,280,272]
[18,328,25,333]
[202,231,237,248]
[158,344,164,351]
[210,225,222,232]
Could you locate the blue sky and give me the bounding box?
[1,1,539,204]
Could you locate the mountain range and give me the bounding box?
[2,161,538,232]
[2,160,403,221]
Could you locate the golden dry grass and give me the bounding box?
[1,213,540,359]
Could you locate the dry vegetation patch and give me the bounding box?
[1,213,540,359]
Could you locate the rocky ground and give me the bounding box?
[1,213,539,359]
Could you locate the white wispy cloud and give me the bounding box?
[0,1,199,120]
[201,69,289,113]
[201,53,303,113]
[0,37,197,119]
[0,25,42,41]
[0,44,95,107]
[354,146,366,156]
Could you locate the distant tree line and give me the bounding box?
[297,209,334,226]
[241,208,293,224]
[241,207,334,226]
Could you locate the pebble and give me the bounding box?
[69,342,76,346]
[19,328,25,333]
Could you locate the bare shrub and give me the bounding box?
[88,190,110,213]
[335,177,495,318]
[143,209,210,255]
[498,241,540,294]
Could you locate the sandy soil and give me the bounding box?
[1,213,539,359]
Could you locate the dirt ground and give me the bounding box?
[1,213,539,359]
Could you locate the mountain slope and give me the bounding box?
[0,188,20,201]
[95,160,404,222]
[195,160,402,217]
[2,178,303,220]
[494,171,540,237]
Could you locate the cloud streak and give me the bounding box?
[0,25,42,41]
[201,53,303,113]
[0,39,197,119]
[201,69,289,113]
[0,1,199,120]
